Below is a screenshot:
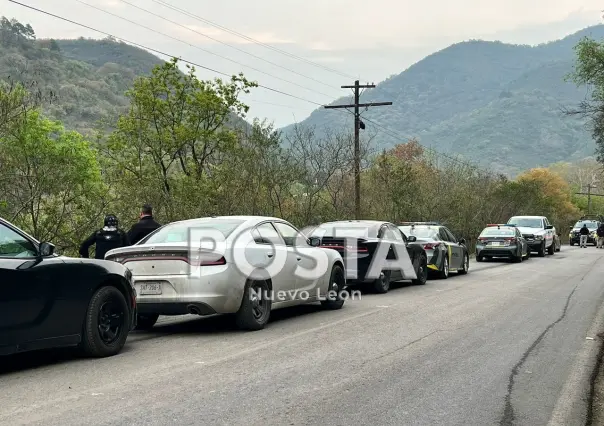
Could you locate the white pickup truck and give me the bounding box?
[506,215,561,256]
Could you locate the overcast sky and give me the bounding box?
[3,0,602,127]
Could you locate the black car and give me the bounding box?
[398,222,470,279]
[475,224,530,262]
[0,217,137,357]
[309,220,428,293]
[569,219,599,246]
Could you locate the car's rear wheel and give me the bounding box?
[373,270,391,293]
[135,313,159,330]
[438,257,449,279]
[458,254,469,274]
[547,241,555,255]
[81,286,130,358]
[476,254,483,262]
[235,280,272,331]
[412,255,428,285]
[321,264,346,309]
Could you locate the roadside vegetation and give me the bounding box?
[0,18,598,255]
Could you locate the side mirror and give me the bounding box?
[545,225,553,230]
[39,242,55,257]
[308,236,321,247]
[459,238,466,245]
[407,235,417,242]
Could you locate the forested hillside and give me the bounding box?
[283,26,604,175]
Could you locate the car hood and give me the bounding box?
[516,227,545,235]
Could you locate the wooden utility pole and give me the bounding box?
[576,183,603,214]
[324,81,392,219]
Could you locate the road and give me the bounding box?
[1,246,604,426]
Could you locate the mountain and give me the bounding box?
[0,19,248,136]
[282,25,604,175]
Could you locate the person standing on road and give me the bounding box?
[579,223,590,248]
[127,204,161,245]
[79,214,130,259]
[597,223,604,249]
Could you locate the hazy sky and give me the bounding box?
[2,0,602,127]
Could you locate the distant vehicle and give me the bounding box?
[475,224,530,262]
[309,220,428,293]
[0,217,137,357]
[506,215,559,256]
[106,216,347,331]
[397,222,469,279]
[569,218,599,246]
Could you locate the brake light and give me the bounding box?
[122,252,226,266]
[423,242,441,250]
[478,237,488,243]
[188,256,227,267]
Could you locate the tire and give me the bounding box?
[513,252,522,263]
[373,270,391,294]
[458,254,469,275]
[476,255,483,262]
[538,242,546,257]
[524,247,531,259]
[412,255,428,285]
[81,286,130,358]
[547,241,555,255]
[438,256,449,279]
[135,313,159,330]
[235,280,272,331]
[321,264,346,310]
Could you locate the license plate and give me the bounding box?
[139,282,162,295]
[490,242,502,247]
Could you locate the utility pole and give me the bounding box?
[324,81,392,219]
[576,183,603,215]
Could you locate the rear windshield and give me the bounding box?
[311,224,376,238]
[480,227,516,237]
[398,226,438,239]
[574,221,598,229]
[142,220,244,244]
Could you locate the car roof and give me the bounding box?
[164,216,285,227]
[509,215,545,219]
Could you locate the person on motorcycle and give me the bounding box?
[579,223,590,248]
[597,223,604,249]
[79,214,130,259]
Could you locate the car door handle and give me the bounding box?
[267,253,274,258]
[296,256,301,261]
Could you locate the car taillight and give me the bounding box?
[423,242,441,250]
[478,237,488,243]
[187,255,227,267]
[503,237,516,246]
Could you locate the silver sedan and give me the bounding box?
[105,216,347,331]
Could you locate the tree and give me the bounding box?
[567,37,604,163]
[0,111,105,252]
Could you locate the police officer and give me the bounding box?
[127,204,161,245]
[79,214,130,259]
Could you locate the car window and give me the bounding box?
[255,222,283,245]
[273,222,307,247]
[439,228,450,242]
[0,223,37,258]
[382,225,396,240]
[444,228,457,243]
[388,225,404,241]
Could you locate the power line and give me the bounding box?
[73,0,337,99]
[8,0,326,107]
[151,0,360,81]
[117,0,343,94]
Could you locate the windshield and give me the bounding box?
[508,217,543,228]
[574,221,598,229]
[480,227,516,237]
[141,219,244,244]
[398,226,438,239]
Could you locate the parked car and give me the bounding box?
[569,218,599,246]
[105,216,347,331]
[398,222,470,278]
[475,224,530,262]
[0,217,136,357]
[308,220,428,293]
[506,215,558,256]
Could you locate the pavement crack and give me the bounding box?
[362,327,462,366]
[499,258,599,426]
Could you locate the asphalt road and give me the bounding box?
[2,246,604,426]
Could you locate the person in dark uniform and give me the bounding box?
[79,214,130,259]
[127,204,161,245]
